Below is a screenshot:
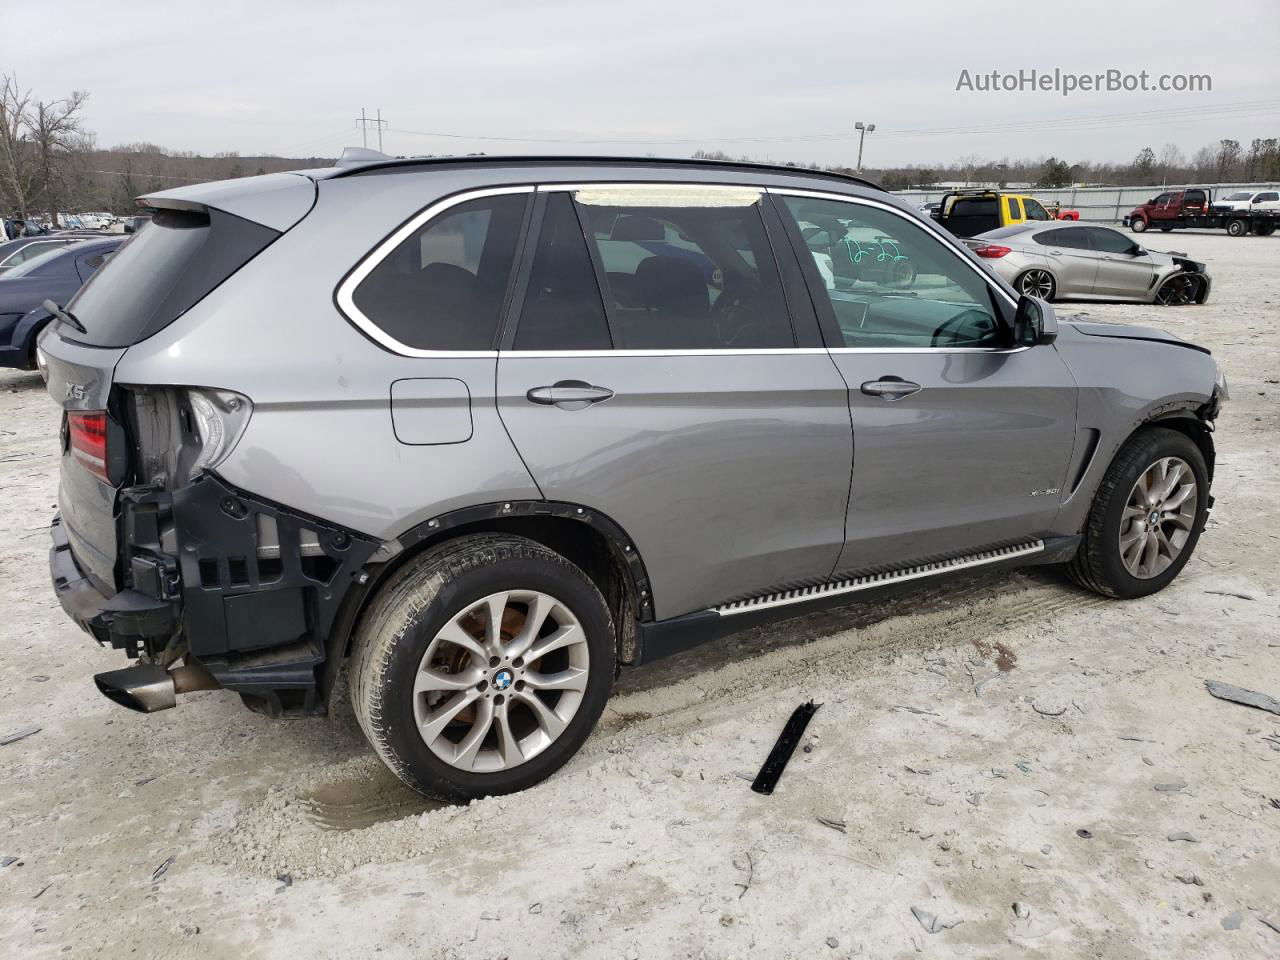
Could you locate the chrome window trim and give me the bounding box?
[335,181,1028,360]
[334,185,536,359]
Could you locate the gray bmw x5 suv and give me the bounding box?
[41,154,1228,800]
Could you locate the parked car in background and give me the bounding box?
[1213,189,1280,213]
[968,222,1210,304]
[931,189,1056,237]
[40,155,1226,802]
[0,236,89,275]
[0,236,123,369]
[1041,201,1080,220]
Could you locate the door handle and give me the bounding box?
[1048,250,1062,256]
[860,378,922,401]
[526,380,615,408]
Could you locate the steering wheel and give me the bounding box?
[931,309,994,347]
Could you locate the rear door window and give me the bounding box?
[1034,227,1092,250]
[352,194,529,351]
[512,193,612,351]
[575,187,793,350]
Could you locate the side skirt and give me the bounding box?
[634,535,1080,665]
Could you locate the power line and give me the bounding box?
[381,98,1279,147]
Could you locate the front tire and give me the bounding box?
[350,534,615,801]
[1065,428,1208,599]
[1226,219,1248,237]
[1131,218,1148,233]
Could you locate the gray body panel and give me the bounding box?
[43,158,1220,626]
[497,353,853,619]
[829,347,1078,574]
[1048,321,1217,537]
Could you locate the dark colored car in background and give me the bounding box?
[0,236,124,369]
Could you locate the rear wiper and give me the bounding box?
[42,298,87,335]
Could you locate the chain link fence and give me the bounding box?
[893,182,1280,223]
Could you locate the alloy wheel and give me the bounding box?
[1019,270,1054,299]
[1118,457,1198,579]
[1155,274,1198,305]
[412,590,589,772]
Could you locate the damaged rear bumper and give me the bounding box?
[50,474,382,716]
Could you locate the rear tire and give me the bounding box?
[1254,223,1275,237]
[1017,269,1056,301]
[1065,428,1209,599]
[350,534,615,801]
[1226,219,1248,237]
[1159,225,1173,232]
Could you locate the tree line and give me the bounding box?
[697,137,1280,191]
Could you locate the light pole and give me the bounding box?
[855,121,876,172]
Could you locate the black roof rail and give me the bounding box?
[329,152,884,192]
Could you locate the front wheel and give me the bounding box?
[1154,273,1201,305]
[1131,218,1148,233]
[350,534,615,801]
[1226,219,1248,237]
[1065,428,1209,599]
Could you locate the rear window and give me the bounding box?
[951,198,997,217]
[65,208,279,348]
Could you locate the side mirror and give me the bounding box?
[1129,245,1147,257]
[1015,294,1058,346]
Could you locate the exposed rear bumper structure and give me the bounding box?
[50,475,381,716]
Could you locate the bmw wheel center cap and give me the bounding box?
[493,670,513,691]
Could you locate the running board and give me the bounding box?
[713,540,1046,618]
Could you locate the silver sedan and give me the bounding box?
[967,222,1211,305]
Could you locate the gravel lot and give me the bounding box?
[1,231,1277,959]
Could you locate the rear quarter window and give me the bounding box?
[348,193,529,351]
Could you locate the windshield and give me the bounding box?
[1223,192,1253,201]
[3,246,70,278]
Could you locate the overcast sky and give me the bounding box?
[3,0,1278,168]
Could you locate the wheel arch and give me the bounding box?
[1059,401,1216,540]
[321,501,653,698]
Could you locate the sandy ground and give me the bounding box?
[1,230,1278,959]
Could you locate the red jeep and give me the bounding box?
[1127,189,1210,233]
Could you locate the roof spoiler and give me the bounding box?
[335,147,393,168]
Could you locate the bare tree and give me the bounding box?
[28,89,90,225]
[0,74,37,219]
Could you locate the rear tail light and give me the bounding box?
[972,244,1012,258]
[67,411,110,482]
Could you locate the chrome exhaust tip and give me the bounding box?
[93,662,219,713]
